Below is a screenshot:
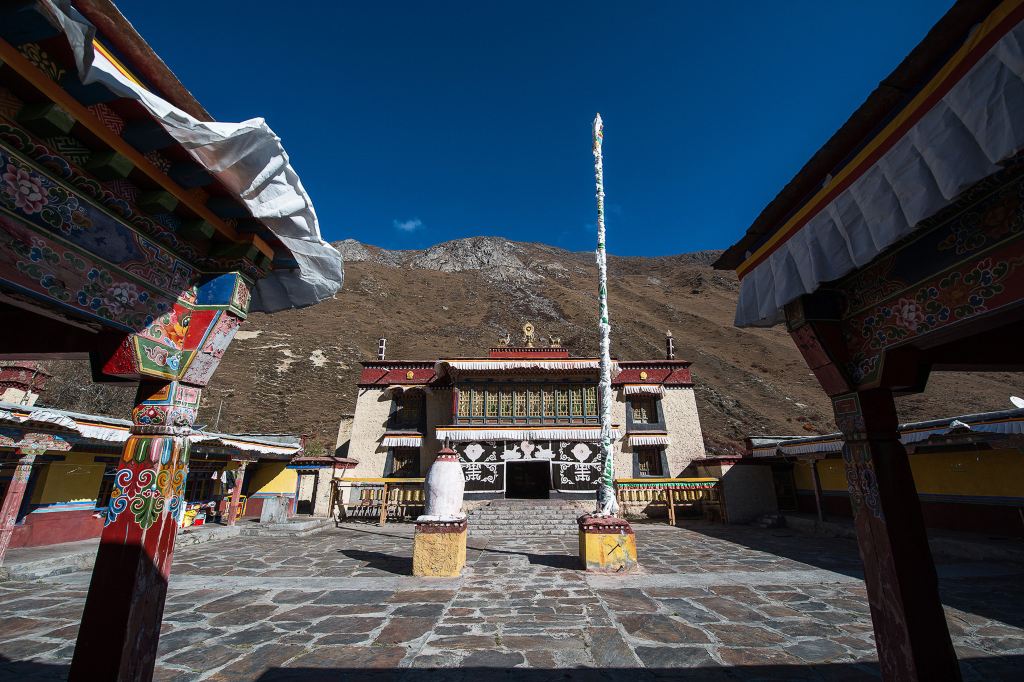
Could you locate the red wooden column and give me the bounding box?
[0,432,72,566]
[0,451,36,566]
[832,389,959,681]
[226,460,248,526]
[69,380,200,682]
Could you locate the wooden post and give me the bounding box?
[69,380,199,682]
[832,389,960,681]
[378,482,390,526]
[810,458,826,523]
[226,460,248,527]
[667,488,676,526]
[0,450,36,566]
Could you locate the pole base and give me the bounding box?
[578,514,638,573]
[413,518,467,577]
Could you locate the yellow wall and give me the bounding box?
[30,452,105,505]
[793,448,1024,498]
[793,461,814,490]
[247,462,297,495]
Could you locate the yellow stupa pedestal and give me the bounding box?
[413,518,467,577]
[578,514,639,573]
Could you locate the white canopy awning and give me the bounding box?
[437,359,620,376]
[622,384,665,396]
[627,433,670,446]
[735,17,1024,326]
[45,1,343,312]
[381,435,423,447]
[437,427,621,443]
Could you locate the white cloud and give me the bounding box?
[393,218,423,232]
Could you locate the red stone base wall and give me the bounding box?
[11,509,104,548]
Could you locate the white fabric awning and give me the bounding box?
[437,359,619,376]
[622,384,665,396]
[778,439,844,456]
[437,427,621,442]
[188,434,301,456]
[735,18,1024,326]
[0,407,128,443]
[627,433,670,446]
[46,2,343,312]
[381,435,423,447]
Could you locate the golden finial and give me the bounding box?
[522,322,536,348]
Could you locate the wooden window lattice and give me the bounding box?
[637,447,663,476]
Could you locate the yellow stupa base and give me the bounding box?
[578,515,639,573]
[412,519,467,577]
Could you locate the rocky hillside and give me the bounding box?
[37,237,1020,455]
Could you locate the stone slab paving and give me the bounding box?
[0,522,1022,680]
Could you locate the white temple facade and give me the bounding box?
[340,325,707,501]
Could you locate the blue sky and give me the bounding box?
[117,1,951,256]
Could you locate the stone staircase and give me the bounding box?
[467,499,586,537]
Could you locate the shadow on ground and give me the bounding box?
[336,549,413,575]
[248,656,1020,681]
[680,522,1024,629]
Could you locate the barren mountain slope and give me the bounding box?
[36,237,1019,454]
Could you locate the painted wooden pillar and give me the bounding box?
[810,458,826,523]
[0,450,36,566]
[831,389,959,681]
[69,380,199,682]
[226,460,248,526]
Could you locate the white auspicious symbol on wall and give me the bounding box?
[464,443,485,462]
[574,463,590,481]
[571,443,592,462]
[465,463,482,480]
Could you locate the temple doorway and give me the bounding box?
[506,461,551,499]
[295,471,318,515]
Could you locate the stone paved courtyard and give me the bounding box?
[0,523,1022,681]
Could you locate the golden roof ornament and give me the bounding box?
[498,331,511,347]
[548,334,561,348]
[522,322,536,348]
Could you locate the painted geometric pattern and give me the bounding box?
[0,119,264,279]
[41,135,90,167]
[840,169,1024,385]
[87,103,125,137]
[102,179,139,204]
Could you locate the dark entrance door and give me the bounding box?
[295,471,318,515]
[771,464,798,512]
[505,462,551,499]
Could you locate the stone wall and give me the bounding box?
[421,388,452,474]
[347,388,392,479]
[662,386,707,475]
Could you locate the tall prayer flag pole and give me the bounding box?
[592,113,619,517]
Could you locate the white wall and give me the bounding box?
[347,388,392,478]
[662,386,707,475]
[421,388,452,475]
